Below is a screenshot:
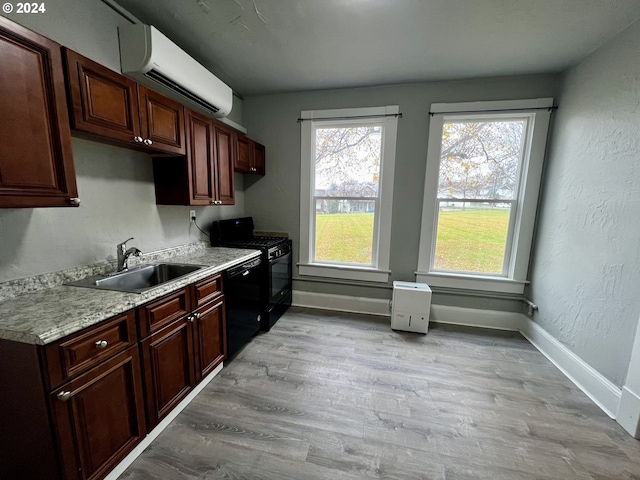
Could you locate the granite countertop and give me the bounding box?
[0,246,260,346]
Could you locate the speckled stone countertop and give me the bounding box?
[0,246,260,346]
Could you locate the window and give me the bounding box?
[416,99,553,294]
[299,106,399,283]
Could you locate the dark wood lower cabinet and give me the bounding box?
[141,316,196,429]
[50,346,146,480]
[194,296,226,382]
[0,272,228,479]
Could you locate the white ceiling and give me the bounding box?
[112,0,640,96]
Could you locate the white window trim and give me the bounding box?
[415,98,553,294]
[299,105,399,283]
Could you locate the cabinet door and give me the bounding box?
[235,135,252,173]
[193,297,226,382]
[65,48,141,145]
[0,17,78,208]
[252,140,266,175]
[141,317,196,428]
[185,110,215,205]
[213,124,235,205]
[138,86,186,155]
[50,346,146,480]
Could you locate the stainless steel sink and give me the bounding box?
[66,263,208,293]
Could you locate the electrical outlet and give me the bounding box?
[190,210,196,222]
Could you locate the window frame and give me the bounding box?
[416,98,553,294]
[299,105,399,283]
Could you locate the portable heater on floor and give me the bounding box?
[391,281,432,334]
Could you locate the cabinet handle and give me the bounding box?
[196,312,202,319]
[143,138,153,146]
[187,314,195,323]
[69,197,81,206]
[134,136,143,143]
[57,391,72,402]
[94,340,108,349]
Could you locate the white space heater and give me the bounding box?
[391,281,432,334]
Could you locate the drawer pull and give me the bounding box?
[57,391,72,402]
[95,340,108,349]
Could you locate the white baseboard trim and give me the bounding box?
[430,304,522,331]
[293,291,623,422]
[104,362,224,480]
[293,290,391,316]
[518,317,621,419]
[617,386,640,437]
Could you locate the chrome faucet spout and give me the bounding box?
[116,238,142,272]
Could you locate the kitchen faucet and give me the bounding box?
[116,237,142,272]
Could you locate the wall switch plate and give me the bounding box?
[190,210,196,222]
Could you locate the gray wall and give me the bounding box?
[528,20,640,387]
[0,0,245,282]
[243,75,559,310]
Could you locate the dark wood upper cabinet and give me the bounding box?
[138,85,186,155]
[65,48,140,143]
[213,123,236,204]
[65,49,185,155]
[153,109,235,206]
[235,135,252,172]
[234,134,265,176]
[0,16,78,208]
[252,140,266,175]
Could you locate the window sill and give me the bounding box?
[415,271,527,295]
[299,263,390,283]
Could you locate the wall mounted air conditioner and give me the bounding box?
[118,24,232,118]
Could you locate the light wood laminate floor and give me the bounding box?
[119,307,640,479]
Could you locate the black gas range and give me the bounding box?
[211,217,292,333]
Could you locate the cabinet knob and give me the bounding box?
[143,138,153,146]
[134,136,143,143]
[187,314,195,323]
[95,340,108,349]
[57,391,72,402]
[69,197,81,206]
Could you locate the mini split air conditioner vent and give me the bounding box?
[118,24,233,118]
[144,69,220,115]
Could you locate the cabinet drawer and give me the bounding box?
[43,311,136,390]
[138,287,191,337]
[193,273,223,308]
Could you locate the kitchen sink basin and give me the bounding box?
[66,263,208,293]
